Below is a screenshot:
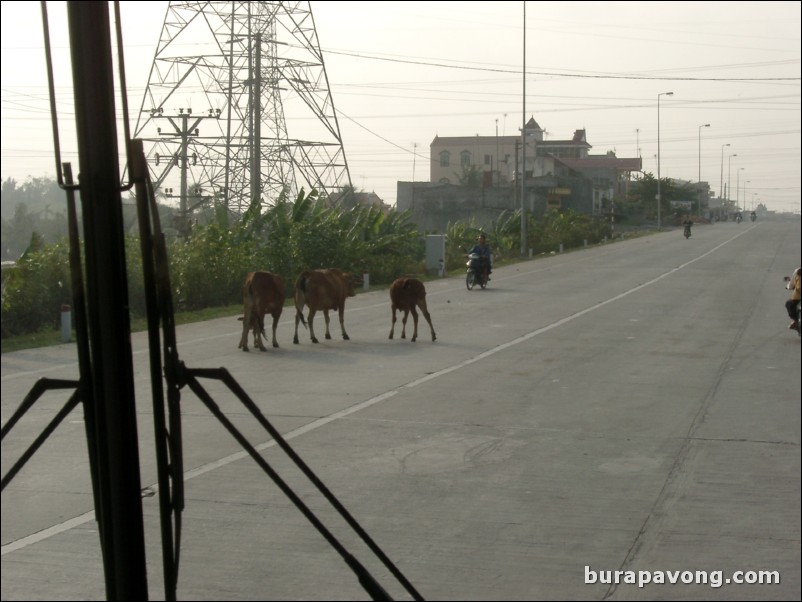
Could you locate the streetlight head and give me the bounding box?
[666,92,674,96]
[703,123,710,127]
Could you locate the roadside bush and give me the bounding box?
[1,240,71,338]
[168,223,254,311]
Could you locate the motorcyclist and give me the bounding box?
[785,267,801,330]
[735,210,743,223]
[469,233,492,280]
[750,211,757,221]
[682,216,693,237]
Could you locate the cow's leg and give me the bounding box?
[270,311,280,348]
[419,300,436,342]
[389,306,397,339]
[323,309,332,340]
[253,328,265,351]
[293,304,304,344]
[308,309,319,343]
[410,306,420,342]
[400,309,408,339]
[239,315,250,351]
[338,306,350,340]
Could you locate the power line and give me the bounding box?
[322,48,801,82]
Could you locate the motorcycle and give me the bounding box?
[790,299,802,338]
[466,253,489,290]
[735,214,742,224]
[750,213,757,222]
[783,275,801,337]
[683,224,692,239]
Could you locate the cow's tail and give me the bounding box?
[252,307,266,337]
[246,282,266,337]
[294,271,310,330]
[296,271,310,294]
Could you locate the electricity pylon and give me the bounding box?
[133,1,352,218]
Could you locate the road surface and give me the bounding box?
[2,219,800,601]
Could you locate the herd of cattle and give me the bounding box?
[238,269,436,353]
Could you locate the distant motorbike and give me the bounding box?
[683,223,692,239]
[750,213,757,222]
[466,253,489,290]
[735,214,743,224]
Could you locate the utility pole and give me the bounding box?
[520,1,527,257]
[698,123,710,217]
[719,143,730,202]
[250,31,262,206]
[514,139,520,211]
[494,119,501,188]
[151,109,218,218]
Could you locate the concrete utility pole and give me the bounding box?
[520,1,527,256]
[698,123,710,217]
[152,109,216,218]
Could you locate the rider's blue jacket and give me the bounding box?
[470,243,491,260]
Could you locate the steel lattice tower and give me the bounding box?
[133,1,351,218]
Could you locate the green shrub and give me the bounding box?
[1,240,71,338]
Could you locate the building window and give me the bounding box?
[460,150,471,168]
[439,151,450,167]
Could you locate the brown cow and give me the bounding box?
[293,268,357,344]
[388,277,436,342]
[238,271,285,352]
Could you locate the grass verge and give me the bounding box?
[1,304,242,354]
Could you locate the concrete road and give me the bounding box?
[2,219,800,601]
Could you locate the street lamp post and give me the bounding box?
[698,123,710,217]
[656,91,673,229]
[727,153,737,214]
[736,167,744,210]
[743,179,750,212]
[719,143,730,200]
[718,143,730,221]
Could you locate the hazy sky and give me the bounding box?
[1,1,800,213]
